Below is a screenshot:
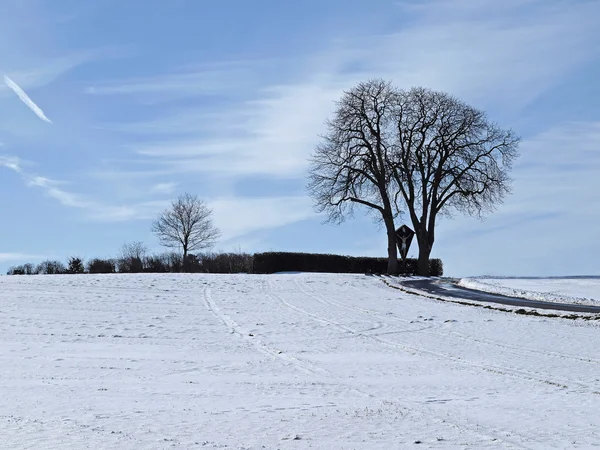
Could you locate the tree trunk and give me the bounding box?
[384,215,398,275]
[417,240,431,276]
[182,245,188,273]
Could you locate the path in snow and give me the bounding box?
[0,273,598,449]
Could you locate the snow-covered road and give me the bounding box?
[1,273,599,449]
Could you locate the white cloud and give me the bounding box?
[84,61,262,98]
[150,182,178,195]
[109,81,342,178]
[0,54,91,96]
[3,74,52,123]
[0,154,169,222]
[84,200,170,222]
[94,0,599,185]
[0,252,44,263]
[209,196,316,241]
[338,0,599,110]
[0,154,22,172]
[26,175,92,208]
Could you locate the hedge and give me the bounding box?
[252,252,443,276]
[8,252,443,276]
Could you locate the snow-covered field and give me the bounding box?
[1,273,599,449]
[459,277,600,306]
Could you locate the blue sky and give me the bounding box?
[1,0,599,277]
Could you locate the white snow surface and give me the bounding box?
[458,277,600,306]
[1,273,599,449]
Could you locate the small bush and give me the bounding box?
[36,260,67,275]
[7,265,26,275]
[196,252,254,273]
[429,258,443,277]
[117,242,147,273]
[117,256,144,273]
[142,252,185,273]
[68,257,85,274]
[144,254,170,273]
[252,252,443,276]
[87,258,116,274]
[165,252,184,272]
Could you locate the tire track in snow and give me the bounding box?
[265,277,534,449]
[203,284,322,376]
[314,276,600,366]
[323,277,600,386]
[295,277,443,334]
[272,276,599,398]
[379,277,600,364]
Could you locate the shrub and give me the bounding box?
[144,254,170,273]
[142,252,185,273]
[67,257,85,274]
[165,252,184,272]
[194,252,254,273]
[117,242,147,273]
[36,260,67,275]
[87,258,116,274]
[429,258,443,277]
[252,252,443,276]
[117,256,144,273]
[7,265,25,275]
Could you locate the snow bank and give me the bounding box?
[458,277,600,306]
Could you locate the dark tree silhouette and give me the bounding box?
[390,87,519,275]
[308,80,520,276]
[307,80,401,274]
[87,258,116,274]
[152,193,220,266]
[67,257,85,274]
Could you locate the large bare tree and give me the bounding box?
[152,193,220,263]
[308,80,520,276]
[307,80,401,274]
[390,87,520,275]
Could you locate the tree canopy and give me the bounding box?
[308,80,520,275]
[152,193,221,264]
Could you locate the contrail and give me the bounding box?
[3,74,53,124]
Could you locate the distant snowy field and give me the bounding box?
[1,273,599,449]
[459,277,600,306]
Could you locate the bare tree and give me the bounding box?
[152,193,221,265]
[308,80,520,276]
[118,241,147,273]
[308,80,401,274]
[390,87,520,275]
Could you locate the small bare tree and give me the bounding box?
[118,241,147,273]
[152,193,220,265]
[307,80,401,274]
